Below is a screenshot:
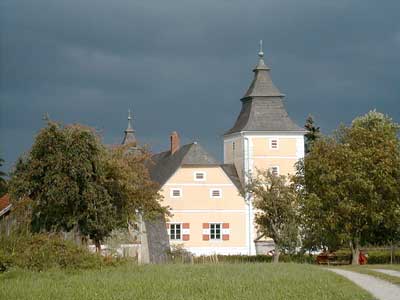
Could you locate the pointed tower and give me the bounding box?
[223,42,305,255]
[122,110,137,146]
[224,41,305,184]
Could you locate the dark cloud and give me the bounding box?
[1,0,399,171]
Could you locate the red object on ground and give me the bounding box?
[0,194,10,212]
[359,251,368,265]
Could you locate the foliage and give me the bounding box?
[8,122,166,249]
[304,114,321,154]
[0,233,108,272]
[193,254,315,264]
[0,157,7,196]
[245,170,300,263]
[0,264,371,300]
[296,111,400,264]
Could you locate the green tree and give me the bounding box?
[0,157,7,196]
[9,122,165,251]
[245,170,299,263]
[304,114,321,154]
[297,111,400,264]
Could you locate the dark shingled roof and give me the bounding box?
[149,142,243,190]
[225,52,304,135]
[220,164,243,192]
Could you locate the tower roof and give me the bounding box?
[122,110,137,146]
[225,41,304,136]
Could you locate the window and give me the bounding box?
[169,223,181,240]
[170,188,182,198]
[210,189,222,198]
[270,139,279,149]
[194,171,206,181]
[210,223,221,240]
[270,166,279,176]
[232,142,235,151]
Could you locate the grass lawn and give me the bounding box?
[336,264,400,285]
[0,263,371,300]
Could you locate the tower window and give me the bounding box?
[270,166,279,176]
[270,139,279,149]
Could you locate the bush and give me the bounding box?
[193,254,316,264]
[366,250,400,264]
[0,233,111,271]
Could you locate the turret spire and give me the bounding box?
[122,109,137,146]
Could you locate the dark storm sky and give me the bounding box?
[1,0,399,171]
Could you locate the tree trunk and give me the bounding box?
[390,241,394,265]
[94,239,101,253]
[273,247,280,263]
[350,240,360,265]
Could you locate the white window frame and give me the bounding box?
[194,171,206,181]
[169,223,182,241]
[269,138,279,150]
[210,188,222,199]
[270,166,280,176]
[170,188,182,198]
[209,223,222,240]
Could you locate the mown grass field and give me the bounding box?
[0,263,372,300]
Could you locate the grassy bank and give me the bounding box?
[0,263,371,300]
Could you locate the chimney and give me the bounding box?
[170,131,180,154]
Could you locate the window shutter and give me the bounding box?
[222,223,230,241]
[202,223,210,240]
[182,223,190,241]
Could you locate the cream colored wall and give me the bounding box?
[168,212,247,247]
[161,165,247,249]
[252,158,298,177]
[252,137,297,157]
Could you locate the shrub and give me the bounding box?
[193,254,316,264]
[0,233,108,271]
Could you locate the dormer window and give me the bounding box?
[270,139,279,149]
[194,171,206,181]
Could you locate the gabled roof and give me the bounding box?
[225,42,304,136]
[149,143,243,191]
[149,142,218,187]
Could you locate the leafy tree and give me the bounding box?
[0,157,7,196]
[9,122,165,251]
[304,115,321,154]
[297,111,400,264]
[245,170,299,263]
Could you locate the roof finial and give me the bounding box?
[258,40,264,58]
[42,112,50,123]
[127,109,133,130]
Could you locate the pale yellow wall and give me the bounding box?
[168,212,247,247]
[252,137,297,157]
[161,166,245,210]
[161,165,247,248]
[252,158,298,177]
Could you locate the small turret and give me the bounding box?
[122,109,137,146]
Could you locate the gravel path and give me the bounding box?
[328,269,400,300]
[374,269,400,278]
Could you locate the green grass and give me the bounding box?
[0,263,371,300]
[337,264,400,285]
